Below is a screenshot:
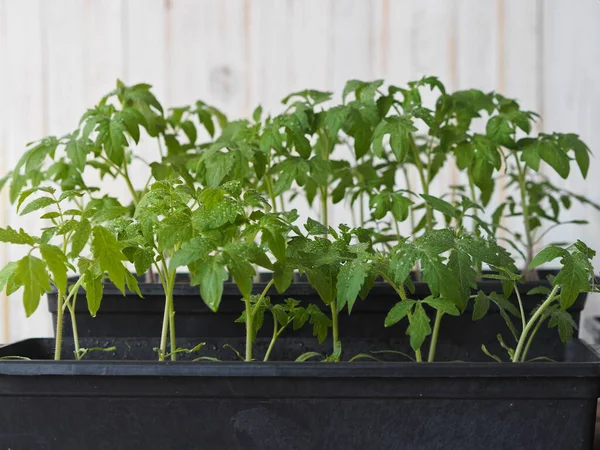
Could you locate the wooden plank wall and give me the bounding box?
[0,0,599,342]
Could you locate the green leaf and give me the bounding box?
[554,252,592,309]
[70,219,91,257]
[169,236,213,271]
[421,296,460,316]
[307,304,332,344]
[407,302,431,352]
[82,271,104,317]
[13,255,50,317]
[157,212,193,251]
[65,138,88,172]
[472,290,490,320]
[20,197,55,216]
[481,344,502,362]
[421,194,458,219]
[337,258,370,313]
[529,245,569,269]
[0,262,18,293]
[98,115,128,166]
[486,116,513,147]
[538,140,570,179]
[548,309,578,343]
[191,258,229,312]
[0,227,38,245]
[448,248,477,303]
[384,299,415,327]
[388,246,419,285]
[39,244,68,296]
[90,226,128,294]
[305,218,329,236]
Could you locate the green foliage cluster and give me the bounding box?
[0,78,597,363]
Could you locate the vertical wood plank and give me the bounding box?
[247,0,295,114]
[0,0,9,342]
[540,0,600,260]
[168,0,247,118]
[3,0,51,341]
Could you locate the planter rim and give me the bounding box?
[1,340,599,378]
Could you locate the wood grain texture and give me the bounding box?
[0,1,599,341]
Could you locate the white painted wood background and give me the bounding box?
[0,0,599,342]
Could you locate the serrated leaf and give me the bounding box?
[472,290,490,320]
[90,226,128,294]
[385,299,416,327]
[407,302,431,351]
[529,245,569,269]
[548,309,577,343]
[554,252,592,309]
[337,258,370,313]
[157,211,193,251]
[169,236,213,271]
[39,244,68,296]
[65,139,88,172]
[307,304,332,344]
[13,255,50,317]
[0,262,18,293]
[421,194,458,219]
[191,258,228,312]
[20,197,55,216]
[422,296,460,316]
[0,227,38,246]
[305,218,329,236]
[81,271,104,317]
[70,219,91,257]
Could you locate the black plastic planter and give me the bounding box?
[0,338,598,450]
[47,271,587,362]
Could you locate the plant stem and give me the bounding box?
[512,285,560,362]
[264,316,279,362]
[159,290,171,362]
[122,162,140,206]
[54,277,85,361]
[514,283,527,331]
[265,176,278,212]
[514,155,535,275]
[244,296,254,362]
[330,301,340,359]
[67,299,81,360]
[520,314,547,362]
[244,279,275,362]
[427,311,444,362]
[320,187,328,229]
[54,293,64,361]
[169,290,177,362]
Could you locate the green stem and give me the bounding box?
[330,301,339,359]
[514,284,527,331]
[245,279,275,362]
[265,176,278,212]
[244,296,253,361]
[54,277,85,360]
[54,292,64,361]
[263,316,280,362]
[169,288,177,362]
[427,311,444,362]
[122,162,140,206]
[512,285,560,362]
[514,155,534,272]
[67,296,81,360]
[320,187,328,229]
[520,314,547,362]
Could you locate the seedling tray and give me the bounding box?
[0,338,598,450]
